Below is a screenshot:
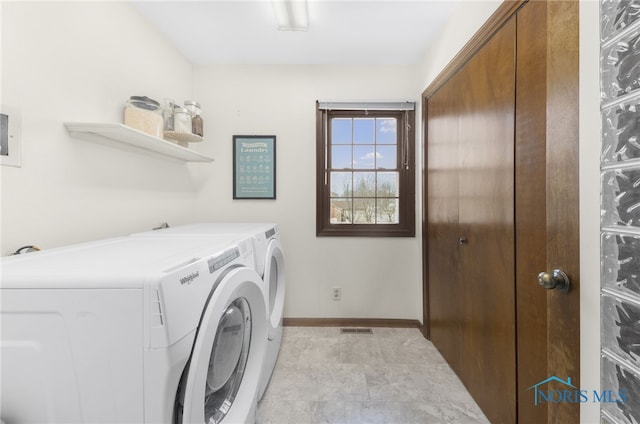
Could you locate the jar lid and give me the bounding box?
[128,96,160,110]
[184,100,201,108]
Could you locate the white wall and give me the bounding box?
[417,0,502,91]
[0,0,598,346]
[193,65,423,320]
[0,2,197,253]
[0,2,435,323]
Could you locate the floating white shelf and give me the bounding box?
[63,122,214,163]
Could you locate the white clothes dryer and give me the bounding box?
[1,236,267,424]
[131,223,285,400]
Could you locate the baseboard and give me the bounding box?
[282,317,421,329]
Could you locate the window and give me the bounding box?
[316,102,415,237]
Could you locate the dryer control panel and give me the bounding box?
[207,247,240,273]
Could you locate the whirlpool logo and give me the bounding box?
[179,271,200,285]
[528,376,628,406]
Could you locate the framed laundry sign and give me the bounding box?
[233,135,276,199]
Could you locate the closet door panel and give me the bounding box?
[426,72,462,374]
[515,2,549,423]
[457,18,516,424]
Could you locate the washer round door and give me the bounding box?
[264,238,285,338]
[178,267,267,424]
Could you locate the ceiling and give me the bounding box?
[132,1,458,65]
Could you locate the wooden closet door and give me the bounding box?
[426,65,463,375]
[425,3,580,423]
[427,17,517,423]
[456,18,517,424]
[515,2,549,423]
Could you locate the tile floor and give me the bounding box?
[256,326,490,424]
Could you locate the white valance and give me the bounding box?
[317,101,415,111]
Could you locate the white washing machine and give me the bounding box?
[0,235,267,424]
[131,223,285,400]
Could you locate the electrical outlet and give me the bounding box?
[332,287,342,301]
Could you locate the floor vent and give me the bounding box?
[340,328,373,334]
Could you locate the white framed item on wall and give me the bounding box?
[0,105,22,168]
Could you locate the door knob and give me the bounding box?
[458,237,468,245]
[537,269,571,293]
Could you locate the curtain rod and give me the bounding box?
[317,101,415,111]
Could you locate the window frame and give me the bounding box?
[316,103,415,237]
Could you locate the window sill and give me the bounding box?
[316,225,415,238]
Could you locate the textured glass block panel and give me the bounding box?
[602,28,640,101]
[602,293,640,365]
[601,355,640,423]
[619,168,640,227]
[375,145,397,169]
[602,0,640,42]
[331,145,352,169]
[376,118,396,144]
[331,118,352,144]
[603,232,621,290]
[330,172,352,197]
[354,118,374,144]
[602,99,640,163]
[376,198,399,223]
[353,198,375,223]
[377,172,399,197]
[330,198,352,223]
[601,169,640,227]
[353,145,376,169]
[602,232,640,297]
[602,171,621,226]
